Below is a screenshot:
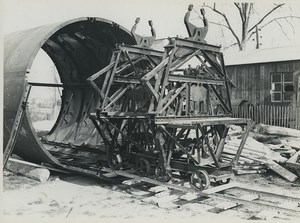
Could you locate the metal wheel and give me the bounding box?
[155,166,172,182]
[216,178,231,185]
[110,153,122,170]
[190,170,210,190]
[136,158,151,177]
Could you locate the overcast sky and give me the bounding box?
[2,0,300,51]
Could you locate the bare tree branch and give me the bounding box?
[259,15,300,30]
[247,3,253,20]
[204,4,241,46]
[284,18,295,34]
[242,3,253,41]
[223,42,239,50]
[247,15,300,41]
[234,3,245,21]
[275,20,290,40]
[247,30,256,41]
[208,21,230,29]
[248,3,285,33]
[193,9,230,29]
[204,3,298,51]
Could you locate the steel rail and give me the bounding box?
[98,167,300,216]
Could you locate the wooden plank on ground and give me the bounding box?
[284,140,300,151]
[180,192,198,201]
[6,158,51,182]
[122,179,142,185]
[102,172,118,178]
[149,185,169,193]
[8,157,69,174]
[239,194,259,201]
[128,188,151,196]
[214,201,238,210]
[286,151,300,170]
[203,183,238,194]
[257,123,300,137]
[206,201,239,214]
[233,169,267,175]
[265,160,298,182]
[234,164,266,170]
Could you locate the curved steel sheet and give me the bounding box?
[4,17,136,166]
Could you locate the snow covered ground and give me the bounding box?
[3,168,300,223]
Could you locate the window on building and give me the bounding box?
[271,73,293,102]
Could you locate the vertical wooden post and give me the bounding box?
[296,107,298,129]
[195,126,201,163]
[186,83,191,115]
[276,106,278,126]
[262,105,269,124]
[270,105,273,126]
[215,125,229,159]
[288,106,290,128]
[234,121,253,165]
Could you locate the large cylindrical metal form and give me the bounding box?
[4,17,136,172]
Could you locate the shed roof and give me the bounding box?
[224,45,300,66]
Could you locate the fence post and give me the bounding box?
[280,106,282,127]
[233,104,299,130]
[262,105,264,125]
[296,107,299,129]
[284,106,287,128]
[257,105,259,124]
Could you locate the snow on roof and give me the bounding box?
[224,46,300,66]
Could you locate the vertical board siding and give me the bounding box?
[259,65,265,104]
[227,60,300,106]
[227,60,300,129]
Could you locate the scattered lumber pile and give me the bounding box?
[257,123,300,138]
[222,124,300,182]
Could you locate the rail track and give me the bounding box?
[42,146,300,218]
[95,167,300,220]
[8,156,300,220]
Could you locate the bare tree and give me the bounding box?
[202,3,300,50]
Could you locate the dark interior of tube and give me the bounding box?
[26,20,135,168]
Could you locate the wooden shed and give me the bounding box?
[224,46,300,129]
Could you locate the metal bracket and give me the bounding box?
[131,18,156,48]
[3,82,32,168]
[184,4,208,42]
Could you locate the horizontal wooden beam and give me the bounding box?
[167,37,221,52]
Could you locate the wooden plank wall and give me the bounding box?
[226,60,300,106]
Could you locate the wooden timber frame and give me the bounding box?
[88,38,253,188]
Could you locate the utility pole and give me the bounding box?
[254,25,262,49]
